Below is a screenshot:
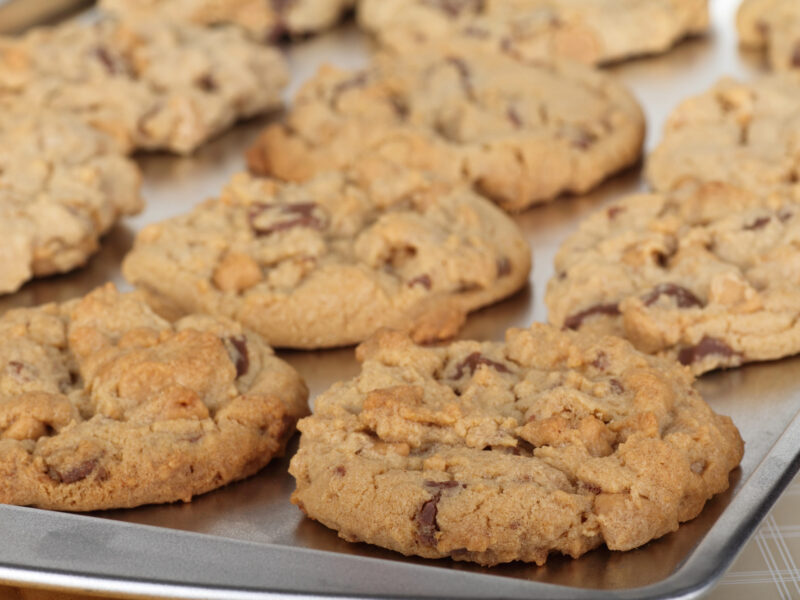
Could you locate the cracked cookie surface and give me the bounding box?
[289,324,742,565]
[0,105,142,295]
[358,0,708,66]
[101,0,355,39]
[0,284,308,511]
[122,169,531,349]
[546,183,800,375]
[647,73,800,197]
[246,47,644,211]
[738,0,800,71]
[0,18,288,154]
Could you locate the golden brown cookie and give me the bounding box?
[0,284,308,511]
[289,324,743,565]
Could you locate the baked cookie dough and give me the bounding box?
[246,48,644,211]
[738,0,800,71]
[358,0,709,66]
[647,73,800,196]
[0,18,288,154]
[289,324,743,565]
[546,183,800,375]
[0,284,308,511]
[122,169,531,349]
[100,0,356,39]
[0,106,142,295]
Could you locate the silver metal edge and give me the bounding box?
[1,404,799,600]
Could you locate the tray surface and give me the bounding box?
[2,1,800,598]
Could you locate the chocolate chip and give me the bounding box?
[793,41,800,67]
[249,202,327,236]
[408,274,432,290]
[453,352,511,379]
[195,74,218,93]
[93,47,118,74]
[744,216,771,231]
[7,360,23,375]
[779,209,793,223]
[592,352,608,371]
[445,56,475,100]
[580,482,602,495]
[609,379,624,394]
[507,106,523,129]
[424,480,460,490]
[496,257,512,277]
[607,206,625,219]
[655,252,669,268]
[564,303,620,330]
[48,459,99,484]
[642,284,703,309]
[422,0,484,17]
[334,466,346,476]
[678,336,739,366]
[416,494,440,546]
[572,129,598,150]
[228,336,249,378]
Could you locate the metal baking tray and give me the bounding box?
[2,1,799,598]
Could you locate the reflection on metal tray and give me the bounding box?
[1,2,799,599]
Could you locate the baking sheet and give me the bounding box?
[2,1,800,598]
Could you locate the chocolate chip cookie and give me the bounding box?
[0,105,142,295]
[0,284,308,511]
[246,47,644,211]
[358,0,709,66]
[100,0,355,39]
[289,324,743,565]
[546,183,800,374]
[0,18,288,154]
[738,0,800,71]
[647,73,800,197]
[122,169,531,349]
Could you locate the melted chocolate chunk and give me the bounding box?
[678,336,739,366]
[334,466,346,476]
[496,257,512,277]
[422,0,484,17]
[642,284,702,309]
[609,379,624,394]
[7,360,23,375]
[416,494,441,546]
[249,202,327,236]
[743,216,770,231]
[196,74,218,93]
[424,480,460,490]
[445,56,475,100]
[507,106,523,129]
[229,336,250,378]
[453,352,511,379]
[408,274,433,290]
[564,303,620,330]
[49,459,100,484]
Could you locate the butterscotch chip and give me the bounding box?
[738,0,800,71]
[100,0,355,38]
[289,324,742,566]
[358,0,709,66]
[647,73,800,197]
[0,18,288,154]
[0,105,142,295]
[546,183,800,374]
[245,46,644,211]
[0,284,308,511]
[123,169,531,349]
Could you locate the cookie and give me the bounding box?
[0,19,288,154]
[546,183,800,375]
[0,283,308,511]
[100,0,355,39]
[122,169,531,349]
[738,0,800,71]
[246,47,644,211]
[358,0,709,66]
[0,105,142,295]
[289,324,743,566]
[647,73,800,197]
